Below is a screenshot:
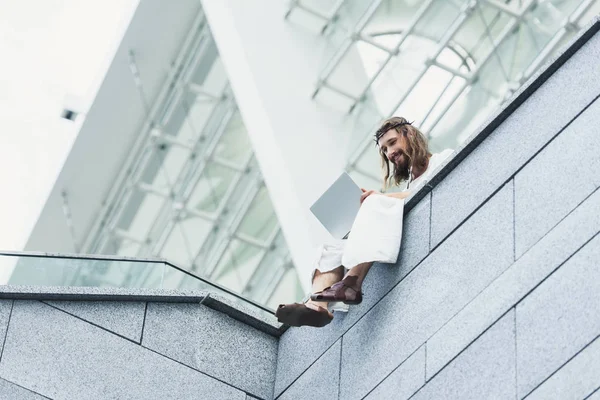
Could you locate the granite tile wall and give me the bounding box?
[0,300,273,400]
[275,19,600,400]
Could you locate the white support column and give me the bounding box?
[201,0,375,288]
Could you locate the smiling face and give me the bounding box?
[375,117,431,189]
[378,129,410,172]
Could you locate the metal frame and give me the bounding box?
[284,0,346,34]
[287,0,598,189]
[75,10,297,306]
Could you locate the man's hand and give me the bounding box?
[360,188,381,204]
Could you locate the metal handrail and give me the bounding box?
[0,250,275,314]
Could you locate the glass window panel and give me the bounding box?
[140,143,190,192]
[213,112,253,167]
[182,95,217,140]
[579,1,600,26]
[187,163,238,215]
[236,186,279,243]
[346,93,384,155]
[266,267,305,310]
[393,65,454,125]
[115,238,141,258]
[159,223,194,267]
[179,215,213,255]
[160,216,213,270]
[314,86,356,112]
[412,0,464,43]
[242,231,290,298]
[367,34,435,115]
[332,0,377,37]
[429,83,501,150]
[328,40,389,99]
[120,191,166,241]
[197,56,228,95]
[355,144,383,183]
[420,76,467,137]
[476,2,515,44]
[212,240,265,293]
[452,6,498,63]
[191,225,223,275]
[475,48,510,98]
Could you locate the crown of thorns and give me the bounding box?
[374,121,412,144]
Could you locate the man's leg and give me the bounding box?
[310,262,373,304]
[308,266,345,309]
[274,265,344,327]
[345,261,373,288]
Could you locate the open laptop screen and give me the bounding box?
[310,172,363,239]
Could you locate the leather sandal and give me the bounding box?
[309,275,363,305]
[275,302,333,327]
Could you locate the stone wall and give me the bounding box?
[274,16,600,400]
[0,291,278,400]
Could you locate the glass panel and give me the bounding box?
[212,240,265,293]
[213,112,252,167]
[159,217,213,267]
[327,40,388,99]
[187,163,238,215]
[412,0,463,43]
[266,267,305,310]
[236,186,279,243]
[115,238,142,258]
[140,143,190,191]
[118,191,166,241]
[286,0,342,34]
[2,254,274,318]
[367,34,436,115]
[7,255,164,288]
[429,82,501,150]
[451,3,506,64]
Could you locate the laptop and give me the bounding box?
[310,172,363,239]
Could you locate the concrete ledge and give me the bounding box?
[0,285,282,337]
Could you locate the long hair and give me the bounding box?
[375,117,431,190]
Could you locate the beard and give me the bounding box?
[393,154,409,172]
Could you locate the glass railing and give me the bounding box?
[0,252,275,321]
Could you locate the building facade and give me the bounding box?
[18,0,600,308]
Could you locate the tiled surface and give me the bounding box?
[339,183,514,400]
[516,235,600,397]
[431,31,600,249]
[0,286,280,334]
[515,97,600,257]
[45,300,146,342]
[274,194,431,397]
[0,301,12,359]
[278,339,341,400]
[364,346,425,400]
[526,335,600,400]
[142,302,277,400]
[412,311,516,400]
[0,301,244,400]
[588,389,600,400]
[426,187,600,378]
[0,377,47,400]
